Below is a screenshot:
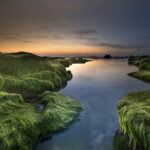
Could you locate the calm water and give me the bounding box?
[36,60,150,150]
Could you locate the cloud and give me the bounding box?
[53,35,62,40]
[0,33,21,41]
[98,42,150,50]
[40,26,49,30]
[0,0,150,55]
[79,37,99,41]
[22,40,35,43]
[74,29,96,35]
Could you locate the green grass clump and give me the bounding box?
[128,71,150,83]
[0,53,72,98]
[0,52,82,150]
[0,92,39,150]
[0,91,81,150]
[117,91,150,150]
[48,57,89,67]
[139,58,150,71]
[128,57,150,83]
[38,91,81,133]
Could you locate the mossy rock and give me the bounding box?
[0,52,82,150]
[0,53,72,98]
[128,71,150,83]
[117,91,150,150]
[0,91,81,150]
[139,58,150,71]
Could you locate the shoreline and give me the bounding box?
[0,52,89,150]
[116,56,150,150]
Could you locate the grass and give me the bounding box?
[128,57,150,83]
[138,58,150,71]
[48,57,89,67]
[128,71,150,83]
[0,52,84,150]
[0,91,81,150]
[0,53,72,98]
[38,91,81,133]
[0,53,87,98]
[117,91,150,150]
[0,92,39,150]
[117,57,150,150]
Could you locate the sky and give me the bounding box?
[0,0,150,56]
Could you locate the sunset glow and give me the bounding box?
[0,0,150,56]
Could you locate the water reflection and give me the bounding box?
[36,60,150,150]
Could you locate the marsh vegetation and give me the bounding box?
[0,52,88,150]
[0,52,149,150]
[117,56,150,150]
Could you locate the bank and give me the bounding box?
[0,52,88,150]
[116,56,150,150]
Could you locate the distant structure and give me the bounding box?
[104,54,112,59]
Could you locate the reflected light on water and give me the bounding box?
[36,59,150,150]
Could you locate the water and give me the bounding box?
[36,59,150,150]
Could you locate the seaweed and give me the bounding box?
[0,52,83,150]
[117,91,150,150]
[128,71,150,83]
[0,91,81,150]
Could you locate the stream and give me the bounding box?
[36,59,150,150]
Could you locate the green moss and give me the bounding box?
[48,58,89,67]
[139,58,150,71]
[118,56,150,149]
[128,57,150,84]
[128,71,150,83]
[0,53,72,98]
[0,91,81,150]
[0,52,83,150]
[117,91,150,150]
[38,91,81,133]
[0,92,39,150]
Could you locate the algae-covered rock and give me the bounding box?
[0,92,39,150]
[139,58,150,71]
[48,57,89,67]
[128,57,150,83]
[0,91,81,150]
[0,52,83,150]
[117,91,150,150]
[38,91,81,133]
[0,53,72,98]
[129,71,150,83]
[117,56,150,150]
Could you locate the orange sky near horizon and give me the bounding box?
[1,0,150,56]
[0,40,108,56]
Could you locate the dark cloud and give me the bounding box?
[79,37,99,41]
[40,26,49,31]
[0,0,150,54]
[0,33,21,41]
[74,29,96,35]
[53,35,62,40]
[98,43,150,50]
[22,40,35,43]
